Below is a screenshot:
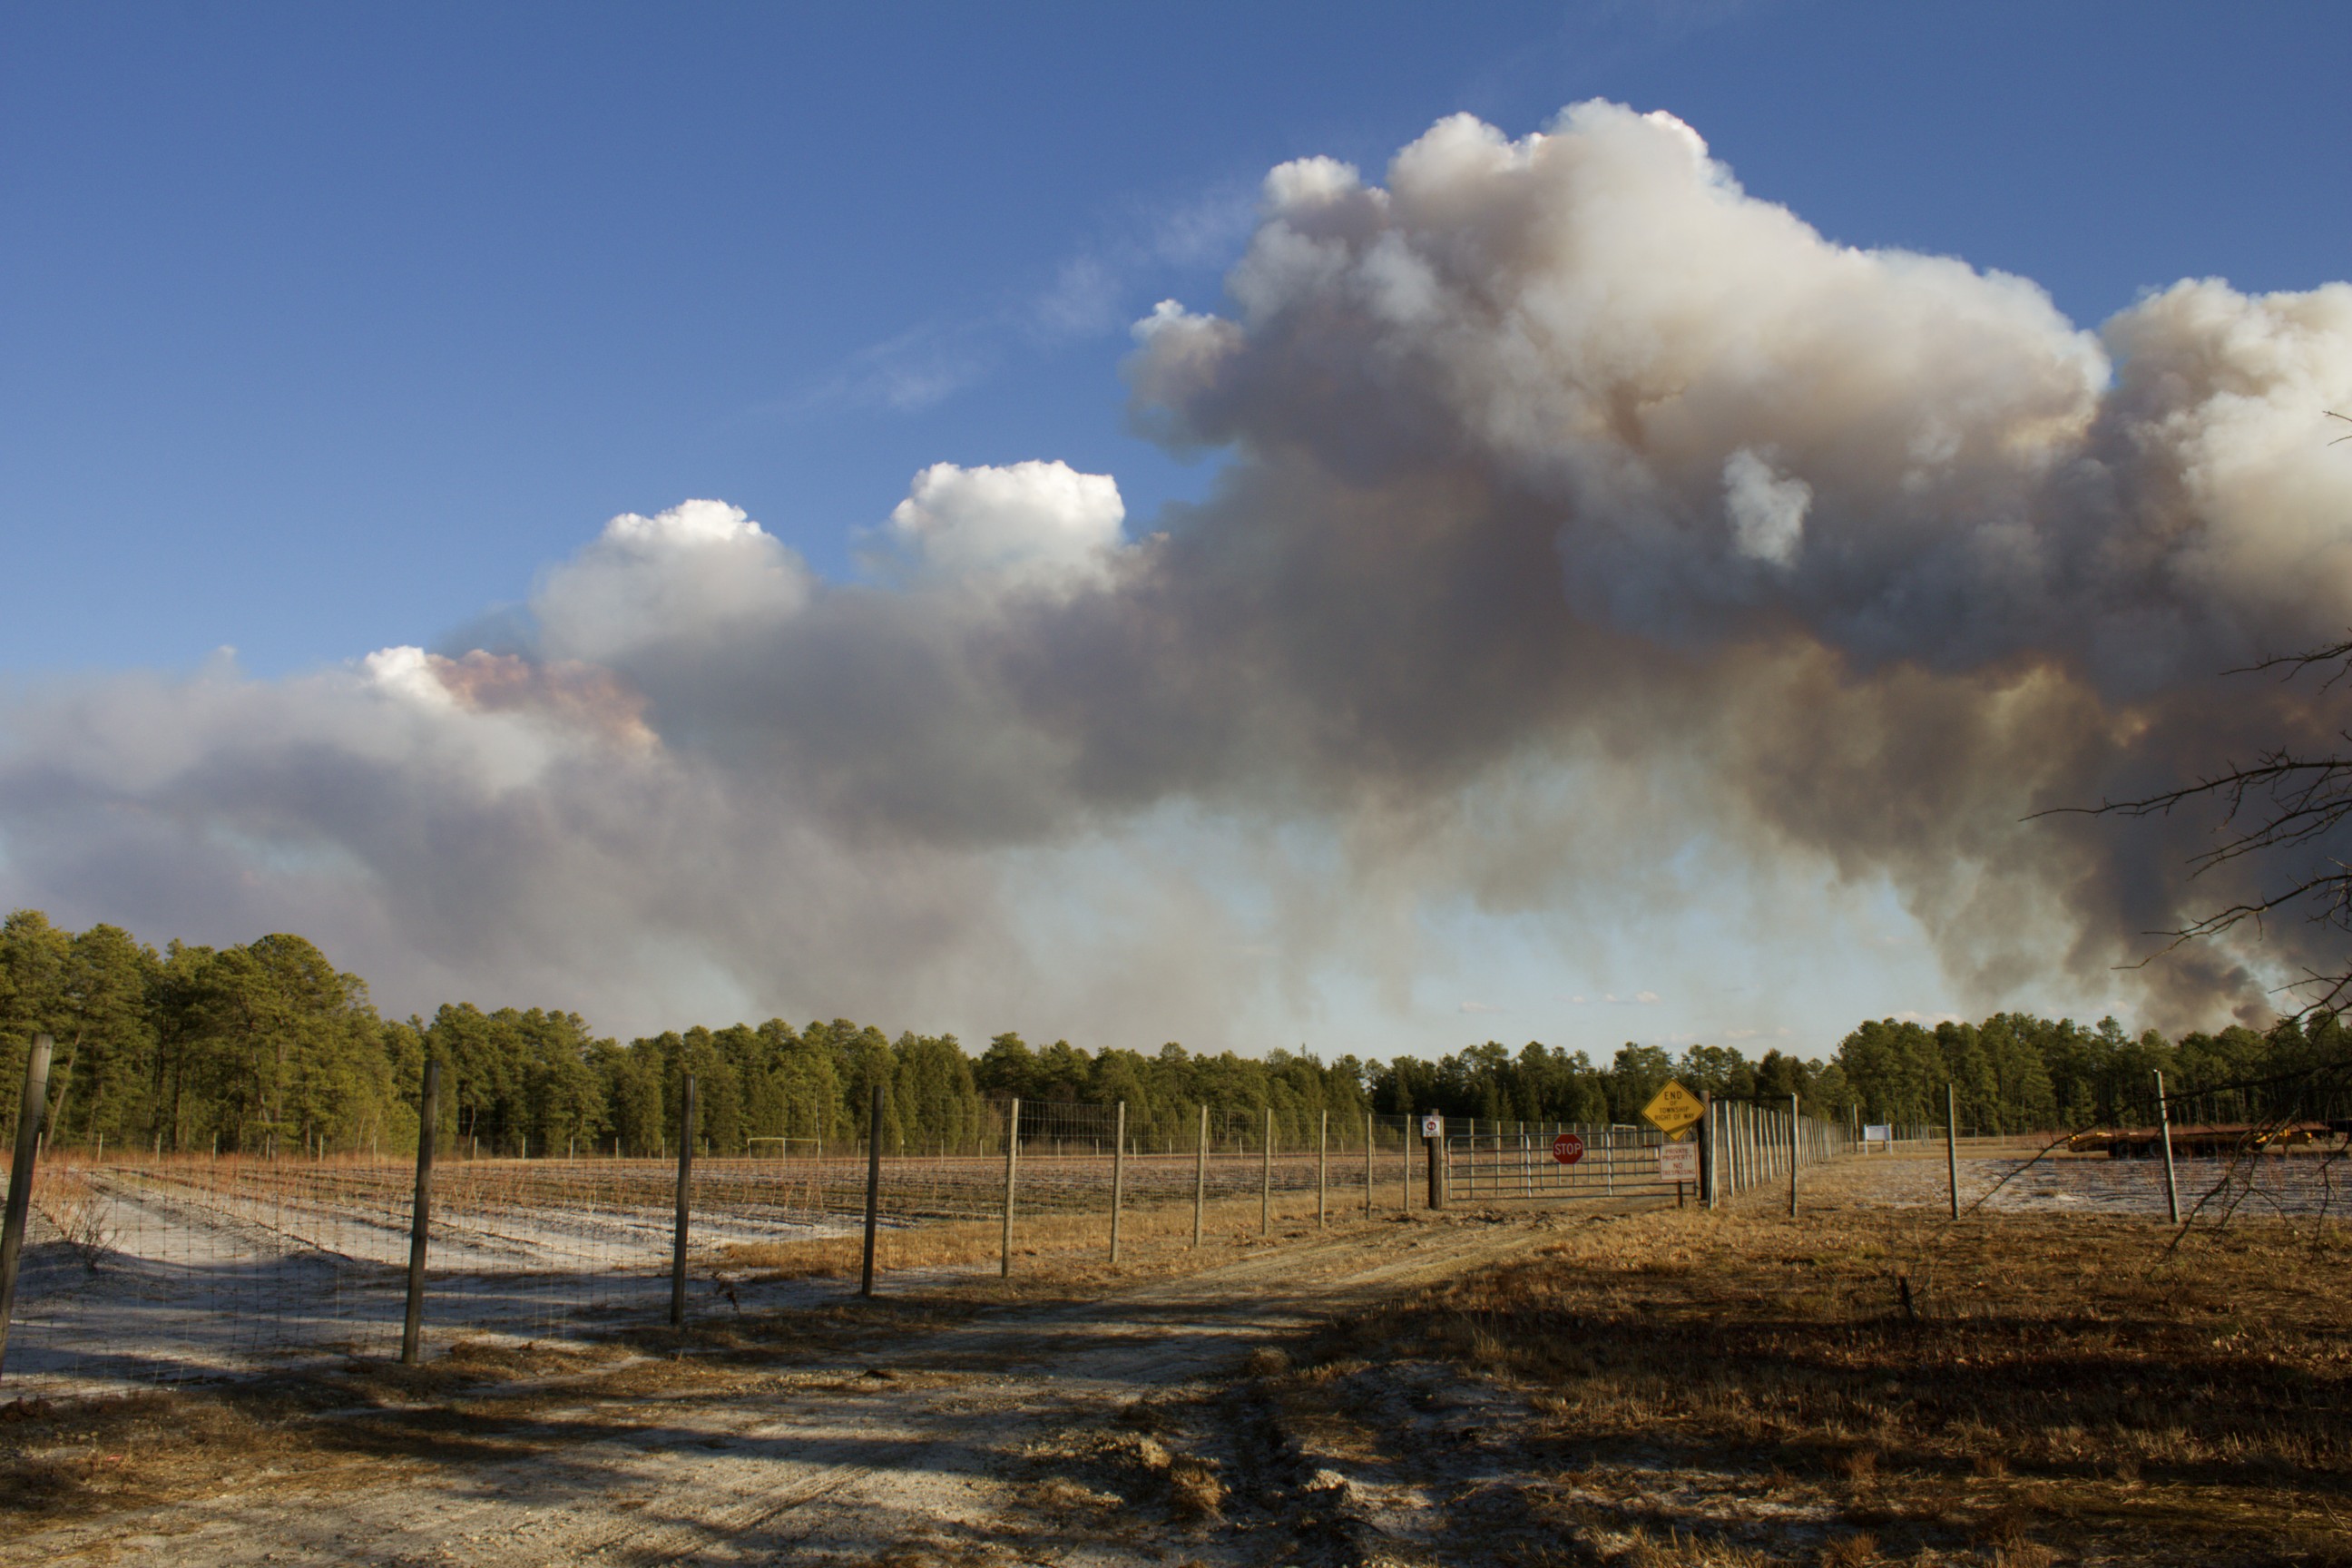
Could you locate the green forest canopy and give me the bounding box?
[1,910,2340,1155]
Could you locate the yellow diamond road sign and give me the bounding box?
[1641,1081,1705,1139]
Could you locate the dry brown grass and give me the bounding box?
[1289,1200,2352,1564]
[722,1190,1353,1286]
[28,1159,115,1270]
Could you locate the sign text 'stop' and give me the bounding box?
[1641,1080,1705,1136]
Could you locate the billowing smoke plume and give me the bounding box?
[6,101,2352,1040]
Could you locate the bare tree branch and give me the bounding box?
[2034,640,2352,1014]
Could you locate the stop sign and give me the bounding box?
[1552,1132,1585,1164]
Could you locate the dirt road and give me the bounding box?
[11,1211,1555,1567]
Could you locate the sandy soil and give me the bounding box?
[8,1150,2339,1566]
[2,1210,1563,1566]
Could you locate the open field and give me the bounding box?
[1,1133,1679,1394]
[0,1151,2342,1565]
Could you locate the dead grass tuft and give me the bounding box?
[1242,1346,1289,1378]
[1618,1524,1773,1565]
[1166,1454,1227,1519]
[1818,1532,1878,1567]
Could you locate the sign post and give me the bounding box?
[1642,1081,1704,1211]
[1420,1112,1443,1210]
[1640,1082,1705,1141]
[1658,1138,1698,1184]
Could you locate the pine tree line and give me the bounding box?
[5,909,2343,1153]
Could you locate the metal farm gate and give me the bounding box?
[1437,1119,1673,1203]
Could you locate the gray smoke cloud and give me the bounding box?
[6,101,2351,1039]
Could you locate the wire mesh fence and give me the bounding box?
[1947,1055,2352,1224]
[0,1081,1871,1398]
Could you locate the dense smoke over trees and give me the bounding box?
[5,910,2338,1153]
[9,104,2352,1050]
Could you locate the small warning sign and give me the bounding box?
[1659,1140,1698,1181]
[1641,1081,1705,1137]
[1419,1112,1444,1139]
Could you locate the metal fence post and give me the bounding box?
[1001,1095,1021,1277]
[1110,1100,1126,1263]
[859,1083,884,1298]
[400,1057,439,1365]
[1192,1102,1207,1248]
[671,1073,697,1327]
[2155,1069,2180,1224]
[1945,1083,1960,1220]
[0,1034,54,1377]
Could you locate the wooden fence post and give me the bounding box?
[671,1073,697,1328]
[1788,1093,1799,1218]
[1699,1094,1715,1210]
[859,1083,884,1298]
[1945,1083,1961,1220]
[2155,1069,2180,1225]
[400,1057,438,1365]
[0,1035,54,1376]
[1110,1100,1127,1263]
[1192,1102,1208,1248]
[1001,1096,1021,1278]
[1260,1106,1273,1236]
[1317,1110,1328,1230]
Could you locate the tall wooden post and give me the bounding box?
[671,1073,697,1327]
[1109,1101,1127,1263]
[1363,1111,1375,1218]
[400,1057,439,1365]
[0,1035,54,1376]
[2155,1069,2180,1224]
[859,1083,884,1298]
[1000,1096,1021,1278]
[1944,1083,1960,1220]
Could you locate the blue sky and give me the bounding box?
[5,2,2349,1055]
[9,2,2348,676]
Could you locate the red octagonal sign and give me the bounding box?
[1552,1132,1585,1165]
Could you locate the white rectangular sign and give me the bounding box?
[1865,1124,1893,1144]
[1658,1140,1698,1181]
[1420,1112,1444,1139]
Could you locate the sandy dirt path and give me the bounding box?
[12,1212,1561,1567]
